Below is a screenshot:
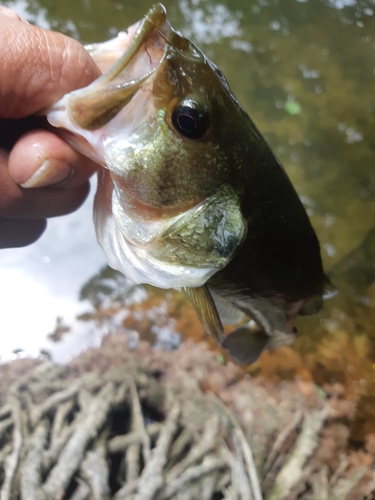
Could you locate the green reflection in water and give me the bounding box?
[7,0,375,436]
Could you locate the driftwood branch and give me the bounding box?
[108,423,161,454]
[136,403,180,500]
[1,392,23,500]
[0,336,371,500]
[30,380,82,428]
[158,455,225,500]
[266,406,331,500]
[20,419,49,500]
[80,441,110,500]
[42,382,115,499]
[207,393,263,500]
[165,415,220,484]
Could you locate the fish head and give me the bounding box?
[100,14,247,222]
[47,3,249,288]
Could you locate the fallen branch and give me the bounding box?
[20,419,49,500]
[108,423,161,455]
[80,441,110,500]
[165,415,220,484]
[266,406,331,500]
[208,393,263,500]
[135,403,180,500]
[1,392,23,500]
[331,466,368,500]
[157,455,225,500]
[30,380,82,428]
[42,382,115,499]
[0,419,13,441]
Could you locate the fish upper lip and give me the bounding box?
[56,5,171,132]
[95,4,171,92]
[117,3,169,73]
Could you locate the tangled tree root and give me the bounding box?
[0,334,374,499]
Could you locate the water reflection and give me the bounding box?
[0,0,375,435]
[179,0,242,43]
[0,180,106,361]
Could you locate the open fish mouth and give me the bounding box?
[48,4,171,135]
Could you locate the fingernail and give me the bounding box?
[21,158,74,188]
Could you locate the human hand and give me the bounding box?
[0,7,101,248]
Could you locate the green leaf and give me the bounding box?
[216,354,225,364]
[284,101,301,115]
[315,386,326,399]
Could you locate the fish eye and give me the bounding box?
[171,100,209,139]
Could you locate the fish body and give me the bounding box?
[46,4,331,364]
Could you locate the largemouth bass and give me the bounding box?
[46,4,333,364]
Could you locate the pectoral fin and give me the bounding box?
[184,285,224,343]
[221,324,295,365]
[211,293,247,325]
